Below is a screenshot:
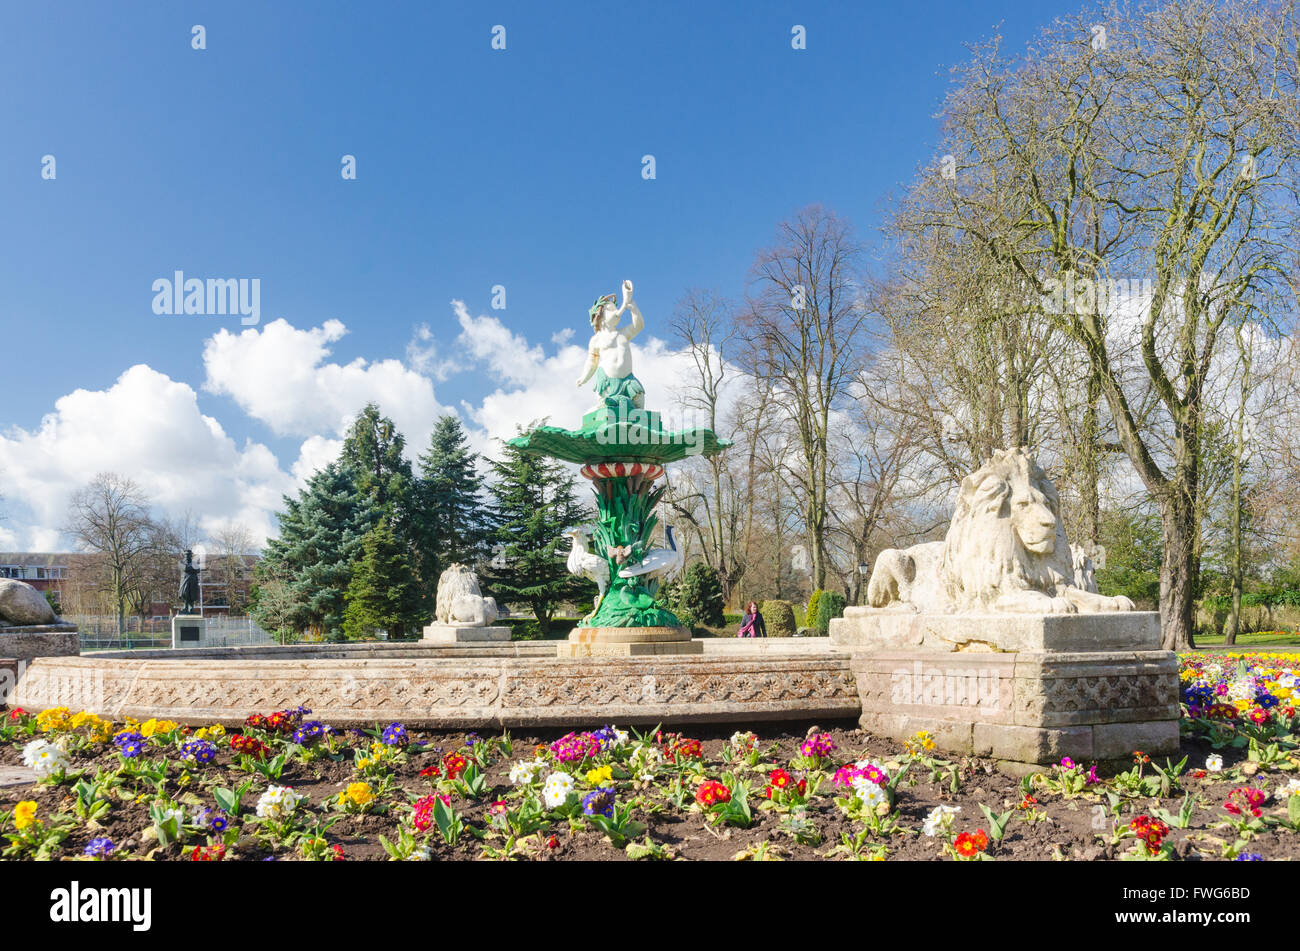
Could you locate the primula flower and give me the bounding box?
[582,788,615,818]
[83,837,115,858]
[21,738,69,778]
[180,739,217,765]
[1205,754,1224,772]
[585,764,614,787]
[953,831,987,857]
[543,772,576,809]
[113,730,147,759]
[854,781,886,809]
[190,844,226,861]
[411,794,450,832]
[382,722,409,746]
[922,805,960,837]
[508,761,540,785]
[1223,787,1267,819]
[1129,815,1171,855]
[800,733,836,758]
[342,782,375,807]
[13,801,37,831]
[487,800,509,817]
[442,751,468,779]
[256,785,305,820]
[695,780,731,807]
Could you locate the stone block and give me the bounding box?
[0,624,80,663]
[972,722,1094,762]
[0,765,36,790]
[1092,720,1181,760]
[172,615,206,649]
[830,609,1161,653]
[421,623,511,644]
[858,710,975,755]
[1012,650,1180,727]
[558,640,703,657]
[850,651,1016,724]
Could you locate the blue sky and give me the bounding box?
[0,0,1079,547]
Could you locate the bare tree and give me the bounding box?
[64,473,157,636]
[907,1,1300,647]
[743,205,869,590]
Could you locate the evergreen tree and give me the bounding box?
[412,415,488,597]
[480,437,594,631]
[341,403,416,537]
[253,461,370,640]
[342,518,423,640]
[673,562,725,628]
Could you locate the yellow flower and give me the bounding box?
[36,707,71,733]
[586,765,614,786]
[140,718,179,738]
[344,782,375,806]
[13,801,37,831]
[206,724,226,737]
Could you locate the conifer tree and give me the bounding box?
[412,415,488,597]
[480,437,594,632]
[342,517,423,640]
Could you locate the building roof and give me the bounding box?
[0,552,72,567]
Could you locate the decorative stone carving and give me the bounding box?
[866,447,1133,614]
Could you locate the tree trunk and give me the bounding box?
[1158,491,1198,651]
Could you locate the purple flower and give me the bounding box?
[1060,757,1076,770]
[582,788,616,818]
[83,837,115,858]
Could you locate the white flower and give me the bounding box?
[630,746,663,779]
[405,846,433,861]
[922,804,960,837]
[1228,679,1256,703]
[1205,754,1224,773]
[542,771,575,809]
[611,728,629,748]
[156,806,188,840]
[22,738,70,778]
[256,785,306,820]
[508,760,539,785]
[1282,777,1300,797]
[854,780,886,808]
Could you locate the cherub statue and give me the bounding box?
[576,279,645,411]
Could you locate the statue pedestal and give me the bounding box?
[422,622,511,644]
[171,615,206,649]
[829,610,1179,771]
[559,625,701,658]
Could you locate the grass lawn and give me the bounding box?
[1191,630,1300,650]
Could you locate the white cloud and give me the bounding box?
[202,318,449,445]
[0,364,294,549]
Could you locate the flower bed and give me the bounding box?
[3,652,1300,860]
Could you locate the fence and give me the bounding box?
[68,615,276,651]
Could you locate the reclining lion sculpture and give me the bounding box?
[866,447,1133,614]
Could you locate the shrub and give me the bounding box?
[805,590,824,628]
[760,600,797,638]
[812,591,846,635]
[673,563,725,628]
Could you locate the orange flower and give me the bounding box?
[954,832,979,857]
[972,829,989,850]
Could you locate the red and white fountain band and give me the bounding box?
[579,462,666,481]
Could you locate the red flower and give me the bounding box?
[1018,795,1037,810]
[7,708,25,721]
[190,844,225,861]
[547,835,559,849]
[419,765,442,780]
[695,780,731,807]
[1224,787,1266,818]
[1248,707,1270,725]
[1129,815,1170,854]
[953,831,986,857]
[442,751,468,779]
[331,844,346,861]
[1284,706,1296,718]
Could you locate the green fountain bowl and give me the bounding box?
[508,411,730,466]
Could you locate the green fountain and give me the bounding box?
[508,279,729,657]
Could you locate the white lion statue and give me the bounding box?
[435,563,500,626]
[866,447,1133,614]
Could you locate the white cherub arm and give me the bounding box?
[576,343,599,386]
[621,279,644,341]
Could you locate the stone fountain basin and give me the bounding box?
[9,639,859,729]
